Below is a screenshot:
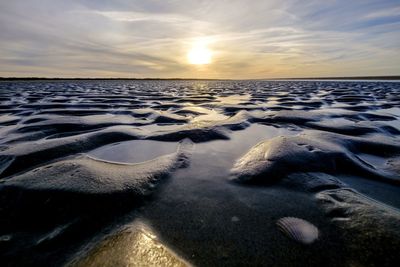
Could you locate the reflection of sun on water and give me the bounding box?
[187,42,212,65]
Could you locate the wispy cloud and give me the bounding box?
[94,11,190,23]
[364,6,400,19]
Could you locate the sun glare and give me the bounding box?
[187,43,212,65]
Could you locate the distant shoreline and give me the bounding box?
[0,76,399,81]
[272,76,400,80]
[0,77,223,81]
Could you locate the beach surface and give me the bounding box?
[0,80,399,266]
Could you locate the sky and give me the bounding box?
[0,0,399,79]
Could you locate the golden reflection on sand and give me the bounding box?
[72,223,189,267]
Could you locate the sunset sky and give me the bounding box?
[0,0,399,79]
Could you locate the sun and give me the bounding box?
[187,43,212,65]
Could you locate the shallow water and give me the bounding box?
[89,140,178,163]
[0,80,399,266]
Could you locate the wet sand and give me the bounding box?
[0,80,399,266]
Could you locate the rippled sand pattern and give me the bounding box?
[0,80,399,266]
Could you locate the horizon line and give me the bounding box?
[0,75,400,81]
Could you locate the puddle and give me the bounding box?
[357,153,388,168]
[340,175,400,209]
[0,114,20,124]
[191,109,229,123]
[364,108,400,130]
[315,117,357,126]
[139,123,183,133]
[215,94,251,105]
[375,107,400,117]
[88,140,178,163]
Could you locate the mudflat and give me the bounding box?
[0,80,399,266]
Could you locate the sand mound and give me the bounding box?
[0,126,144,178]
[0,139,193,265]
[230,131,400,184]
[69,222,190,267]
[316,188,400,266]
[1,138,193,195]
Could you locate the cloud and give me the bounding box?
[0,0,399,78]
[364,6,400,19]
[94,11,190,23]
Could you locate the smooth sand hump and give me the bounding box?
[1,139,193,195]
[317,188,400,266]
[69,222,190,267]
[230,130,400,184]
[0,139,193,266]
[0,126,144,178]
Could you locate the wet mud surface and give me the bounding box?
[0,80,399,266]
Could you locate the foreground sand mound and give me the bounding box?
[316,188,400,266]
[230,131,400,184]
[1,138,193,195]
[0,126,144,178]
[0,139,193,265]
[69,222,190,267]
